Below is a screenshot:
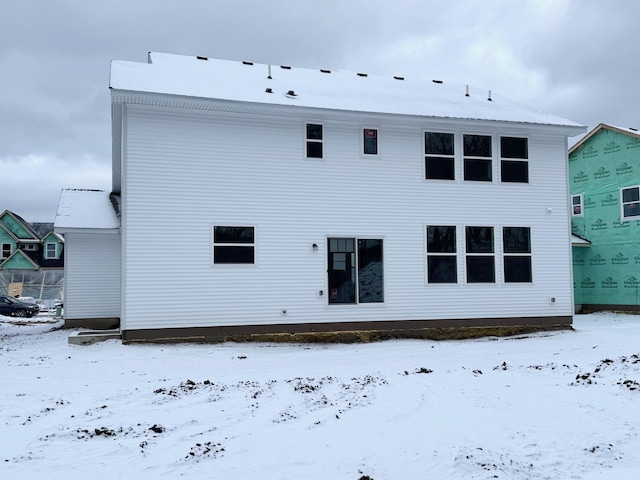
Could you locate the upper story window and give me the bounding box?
[363,128,378,155]
[463,134,492,182]
[425,132,455,180]
[503,227,532,283]
[306,123,323,158]
[45,243,57,259]
[572,194,583,217]
[500,137,529,183]
[1,243,11,259]
[465,226,495,283]
[621,186,640,221]
[426,226,457,283]
[213,226,255,264]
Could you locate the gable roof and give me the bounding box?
[0,249,40,270]
[54,189,121,233]
[110,52,584,131]
[569,123,640,154]
[0,210,40,240]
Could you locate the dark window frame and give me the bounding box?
[465,226,495,283]
[363,128,379,156]
[306,123,323,159]
[503,226,532,283]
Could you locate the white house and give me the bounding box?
[56,52,586,342]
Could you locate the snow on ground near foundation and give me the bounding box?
[1,313,640,479]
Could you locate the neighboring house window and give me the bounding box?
[465,226,495,283]
[425,132,455,180]
[621,186,640,221]
[363,128,378,155]
[213,226,255,264]
[45,243,57,259]
[500,137,528,183]
[306,123,323,158]
[463,134,492,181]
[1,243,11,259]
[327,237,384,304]
[503,227,532,283]
[572,194,584,217]
[426,226,457,283]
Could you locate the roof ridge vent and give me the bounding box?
[196,56,208,61]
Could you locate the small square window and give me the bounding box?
[363,128,378,155]
[213,226,255,264]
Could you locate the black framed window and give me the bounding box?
[363,128,378,155]
[425,132,455,180]
[463,134,492,182]
[621,186,640,220]
[426,226,457,283]
[503,227,532,283]
[1,243,11,259]
[328,237,384,304]
[213,226,255,264]
[306,123,323,158]
[465,226,495,283]
[500,137,528,183]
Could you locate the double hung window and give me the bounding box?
[463,134,492,181]
[425,132,455,180]
[306,124,323,158]
[1,243,10,259]
[500,137,529,183]
[45,243,57,259]
[571,194,583,217]
[426,226,457,283]
[213,226,255,264]
[503,227,532,283]
[621,186,640,220]
[465,226,495,282]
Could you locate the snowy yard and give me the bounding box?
[1,313,639,479]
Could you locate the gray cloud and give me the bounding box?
[1,0,638,221]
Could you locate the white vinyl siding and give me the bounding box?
[120,103,573,331]
[64,233,121,320]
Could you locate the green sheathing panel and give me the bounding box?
[0,229,17,253]
[2,252,37,270]
[570,128,640,307]
[43,233,64,258]
[0,213,34,239]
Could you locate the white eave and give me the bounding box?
[571,234,591,246]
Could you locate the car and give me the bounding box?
[0,295,40,318]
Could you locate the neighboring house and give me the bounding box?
[569,123,640,312]
[55,52,585,341]
[0,210,64,299]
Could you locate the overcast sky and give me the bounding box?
[1,0,638,221]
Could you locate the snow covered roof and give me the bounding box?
[110,52,584,130]
[54,189,120,232]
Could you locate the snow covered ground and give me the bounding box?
[1,312,639,479]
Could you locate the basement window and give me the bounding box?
[213,226,255,264]
[621,186,640,221]
[306,123,323,158]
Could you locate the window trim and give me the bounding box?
[571,193,584,217]
[502,226,533,284]
[424,131,456,181]
[463,133,493,182]
[362,127,379,156]
[305,122,324,159]
[464,226,495,283]
[621,185,640,221]
[44,243,57,259]
[500,136,529,184]
[212,225,256,265]
[426,225,458,284]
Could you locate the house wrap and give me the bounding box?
[56,52,586,341]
